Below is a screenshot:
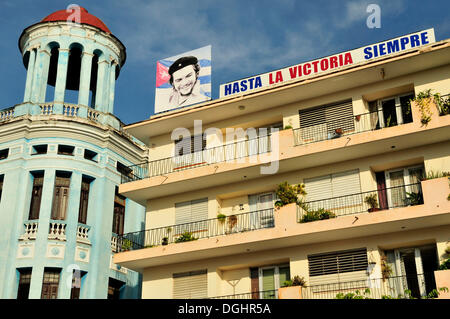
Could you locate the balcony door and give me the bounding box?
[258,264,290,299]
[384,165,423,209]
[385,245,438,298]
[249,192,275,229]
[375,92,414,128]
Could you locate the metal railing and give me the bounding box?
[115,208,274,253]
[121,134,272,183]
[297,183,423,222]
[210,289,279,299]
[302,273,436,299]
[293,105,413,146]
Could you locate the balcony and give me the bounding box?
[210,273,444,299]
[114,177,450,271]
[293,103,413,146]
[297,183,423,222]
[19,220,39,241]
[121,134,271,183]
[48,220,67,241]
[114,208,275,253]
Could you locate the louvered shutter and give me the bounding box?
[278,266,290,287]
[304,175,333,202]
[173,270,207,299]
[299,100,354,143]
[175,201,192,225]
[308,248,368,286]
[190,198,208,222]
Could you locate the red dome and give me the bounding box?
[41,7,111,33]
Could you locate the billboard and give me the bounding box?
[155,45,212,114]
[220,29,435,98]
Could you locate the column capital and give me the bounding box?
[82,51,95,57]
[39,49,51,57]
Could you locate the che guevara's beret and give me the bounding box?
[168,56,198,75]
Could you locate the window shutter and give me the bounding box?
[304,175,333,202]
[173,270,207,299]
[299,100,354,142]
[29,177,44,220]
[175,198,208,225]
[278,266,290,287]
[308,248,368,286]
[331,170,360,197]
[262,268,275,291]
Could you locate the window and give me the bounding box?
[57,145,75,156]
[51,173,71,220]
[112,188,126,235]
[309,248,368,277]
[383,165,424,208]
[175,198,208,225]
[107,278,124,299]
[84,149,98,162]
[41,268,61,299]
[257,264,290,299]
[0,148,8,160]
[78,176,93,224]
[368,92,414,128]
[175,134,207,156]
[299,100,354,143]
[117,162,132,176]
[70,270,86,299]
[173,269,207,299]
[17,268,32,300]
[28,172,44,220]
[31,144,47,155]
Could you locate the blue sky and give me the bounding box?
[1,0,450,125]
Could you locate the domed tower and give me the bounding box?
[0,7,146,299]
[19,6,125,121]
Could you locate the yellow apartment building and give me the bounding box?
[113,31,450,299]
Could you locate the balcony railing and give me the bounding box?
[302,273,436,299]
[210,289,279,299]
[115,208,275,252]
[121,134,272,183]
[19,220,39,241]
[48,220,67,241]
[76,223,91,245]
[297,183,423,222]
[293,104,413,146]
[438,93,450,116]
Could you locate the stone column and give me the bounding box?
[78,51,94,107]
[37,49,52,104]
[95,59,109,112]
[53,48,70,113]
[108,60,117,114]
[23,49,36,102]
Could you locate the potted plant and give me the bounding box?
[274,181,307,208]
[380,255,392,280]
[227,215,238,233]
[279,276,306,299]
[161,237,169,246]
[364,193,379,212]
[217,213,227,224]
[355,114,361,122]
[175,231,198,243]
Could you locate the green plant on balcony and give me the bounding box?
[175,231,198,243]
[299,208,336,223]
[161,237,169,245]
[420,170,450,181]
[274,181,307,208]
[282,275,307,287]
[336,288,371,299]
[405,191,423,206]
[217,213,227,224]
[411,89,437,126]
[438,257,450,270]
[364,193,379,212]
[283,125,293,130]
[121,239,133,251]
[380,255,393,280]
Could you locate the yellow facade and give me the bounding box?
[114,37,450,299]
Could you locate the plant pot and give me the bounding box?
[368,207,380,213]
[278,286,303,299]
[162,238,169,246]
